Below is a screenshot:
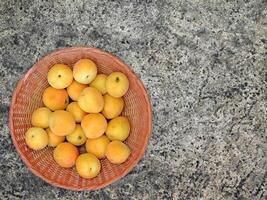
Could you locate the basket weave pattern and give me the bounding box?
[9,47,152,190]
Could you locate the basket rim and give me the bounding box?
[8,46,152,191]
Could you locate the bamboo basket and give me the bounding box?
[9,47,152,190]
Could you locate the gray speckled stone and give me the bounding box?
[0,0,266,199]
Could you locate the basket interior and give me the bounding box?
[10,48,151,190]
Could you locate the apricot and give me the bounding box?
[42,87,69,111]
[46,128,65,147]
[86,135,110,159]
[49,110,75,136]
[53,142,79,168]
[89,74,107,94]
[47,64,73,89]
[31,107,51,128]
[81,113,107,139]
[105,141,131,164]
[66,124,87,146]
[106,116,130,141]
[78,87,104,113]
[66,102,86,123]
[73,59,97,84]
[102,94,124,119]
[25,127,48,150]
[75,153,101,179]
[67,80,87,101]
[106,72,129,97]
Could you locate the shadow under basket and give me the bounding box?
[9,47,152,190]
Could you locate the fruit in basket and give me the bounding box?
[89,74,107,94]
[53,142,79,168]
[31,107,52,128]
[47,64,73,89]
[81,113,107,139]
[66,124,86,146]
[67,80,87,101]
[102,94,124,119]
[105,141,131,164]
[106,116,130,141]
[75,153,101,178]
[86,135,110,159]
[21,57,134,179]
[25,127,48,150]
[106,72,129,97]
[42,87,69,111]
[46,128,65,147]
[73,59,97,84]
[49,110,75,136]
[78,87,104,113]
[66,102,86,123]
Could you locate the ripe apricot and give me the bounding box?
[75,153,101,178]
[105,141,131,164]
[25,127,48,150]
[46,128,65,147]
[42,87,69,111]
[53,142,79,168]
[78,87,104,113]
[49,110,75,136]
[106,72,129,97]
[73,59,97,84]
[66,124,86,146]
[102,94,124,119]
[86,135,110,159]
[31,107,51,128]
[47,64,73,89]
[106,116,130,141]
[67,80,87,101]
[81,113,107,139]
[89,74,107,94]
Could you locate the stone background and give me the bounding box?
[0,0,266,199]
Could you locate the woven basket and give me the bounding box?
[9,47,152,190]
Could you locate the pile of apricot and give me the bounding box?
[25,59,131,179]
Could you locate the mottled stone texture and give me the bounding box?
[0,0,266,199]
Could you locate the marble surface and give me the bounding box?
[0,0,266,199]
